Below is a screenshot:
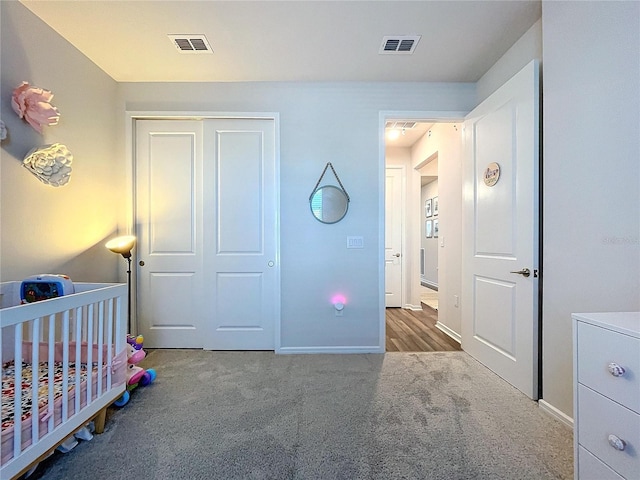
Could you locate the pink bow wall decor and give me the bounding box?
[11,81,60,134]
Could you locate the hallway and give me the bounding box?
[385,300,461,352]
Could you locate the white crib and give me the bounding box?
[0,282,127,480]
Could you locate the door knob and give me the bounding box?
[608,363,626,377]
[394,253,400,257]
[139,260,145,267]
[510,268,530,277]
[608,434,626,451]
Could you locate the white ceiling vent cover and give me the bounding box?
[168,34,213,54]
[379,35,421,55]
[385,121,417,129]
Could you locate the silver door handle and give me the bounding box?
[394,253,400,257]
[510,268,530,277]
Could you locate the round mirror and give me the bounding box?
[310,185,349,224]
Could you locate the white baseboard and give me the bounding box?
[405,303,423,311]
[538,399,574,429]
[277,346,384,354]
[435,321,461,344]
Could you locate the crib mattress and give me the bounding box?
[1,349,126,466]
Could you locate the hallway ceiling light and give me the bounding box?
[387,129,401,141]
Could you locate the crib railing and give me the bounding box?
[0,282,127,477]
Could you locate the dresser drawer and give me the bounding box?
[578,384,640,479]
[577,322,640,412]
[577,446,624,480]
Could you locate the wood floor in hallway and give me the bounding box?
[385,304,461,352]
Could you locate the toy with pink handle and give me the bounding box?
[114,334,156,407]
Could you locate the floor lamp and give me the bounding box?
[105,235,136,333]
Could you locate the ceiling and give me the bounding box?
[20,0,541,83]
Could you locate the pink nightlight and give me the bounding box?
[331,294,346,306]
[331,294,347,315]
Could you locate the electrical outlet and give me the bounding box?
[347,236,364,249]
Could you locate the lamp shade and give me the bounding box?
[105,235,136,256]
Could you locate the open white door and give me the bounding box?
[385,166,403,307]
[461,60,540,399]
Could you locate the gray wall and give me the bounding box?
[1,2,121,283]
[118,82,476,350]
[477,19,542,104]
[541,0,640,418]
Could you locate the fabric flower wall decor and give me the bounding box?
[23,143,73,187]
[11,82,60,134]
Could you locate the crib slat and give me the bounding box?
[46,314,55,435]
[13,325,23,459]
[74,307,82,416]
[30,317,40,449]
[97,301,104,397]
[96,300,105,398]
[106,298,114,389]
[87,303,94,403]
[61,310,70,422]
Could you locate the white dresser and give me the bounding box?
[573,312,640,480]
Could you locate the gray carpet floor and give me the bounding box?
[28,350,573,480]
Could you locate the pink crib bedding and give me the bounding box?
[1,345,126,466]
[3,360,94,431]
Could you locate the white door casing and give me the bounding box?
[461,60,540,399]
[385,166,404,308]
[135,117,279,350]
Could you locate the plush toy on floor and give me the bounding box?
[114,335,157,407]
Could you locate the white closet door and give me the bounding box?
[135,117,279,350]
[203,118,278,350]
[135,120,205,348]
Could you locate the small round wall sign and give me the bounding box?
[483,162,501,187]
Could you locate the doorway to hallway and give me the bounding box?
[385,299,459,352]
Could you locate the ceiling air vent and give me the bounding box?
[168,34,213,54]
[379,35,421,55]
[386,121,417,129]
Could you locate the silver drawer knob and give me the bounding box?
[608,434,626,451]
[607,363,626,377]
